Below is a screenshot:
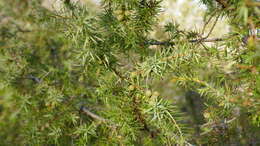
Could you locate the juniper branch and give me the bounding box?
[147,37,224,46]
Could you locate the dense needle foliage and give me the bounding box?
[0,0,259,145]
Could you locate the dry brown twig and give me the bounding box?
[199,117,237,136]
[80,106,108,123]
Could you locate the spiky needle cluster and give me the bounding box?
[0,0,259,145]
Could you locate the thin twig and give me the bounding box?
[27,75,41,83]
[200,117,237,128]
[200,117,237,136]
[215,0,228,8]
[190,37,224,42]
[147,37,224,46]
[246,1,260,7]
[80,106,108,123]
[80,106,119,131]
[110,67,127,81]
[201,10,218,35]
[198,41,209,51]
[203,13,221,39]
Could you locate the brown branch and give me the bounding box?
[80,106,108,123]
[215,0,228,8]
[190,37,224,42]
[246,1,260,7]
[203,14,221,39]
[131,92,158,138]
[148,37,224,46]
[201,10,218,35]
[80,106,119,131]
[110,67,128,81]
[199,117,237,136]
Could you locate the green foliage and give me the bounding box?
[0,0,259,145]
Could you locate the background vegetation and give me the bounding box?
[0,0,259,145]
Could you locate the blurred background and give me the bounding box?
[42,0,229,37]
